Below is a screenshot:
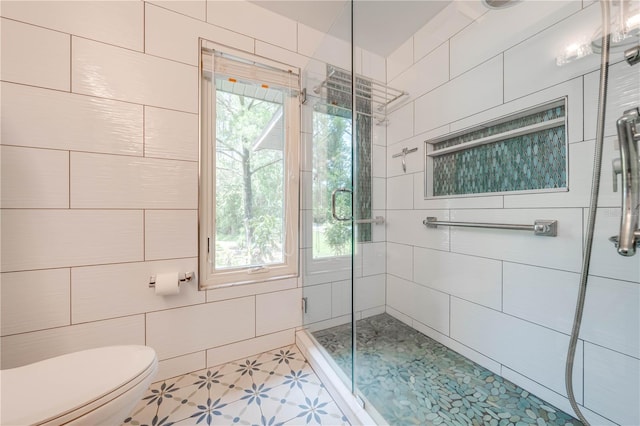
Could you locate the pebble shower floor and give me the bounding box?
[313,313,582,426]
[124,345,350,426]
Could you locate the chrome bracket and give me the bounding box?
[533,220,558,236]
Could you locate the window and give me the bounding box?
[199,45,300,288]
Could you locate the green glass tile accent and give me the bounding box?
[431,102,567,196]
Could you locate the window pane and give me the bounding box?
[214,80,285,269]
[312,110,352,259]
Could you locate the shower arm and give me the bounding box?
[611,107,640,256]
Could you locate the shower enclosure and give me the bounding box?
[300,1,640,425]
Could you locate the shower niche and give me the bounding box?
[424,98,568,198]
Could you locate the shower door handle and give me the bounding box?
[331,188,352,222]
[612,107,640,256]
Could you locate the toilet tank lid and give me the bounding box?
[0,345,157,425]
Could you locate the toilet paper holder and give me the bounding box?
[149,272,195,288]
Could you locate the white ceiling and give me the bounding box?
[248,0,451,57]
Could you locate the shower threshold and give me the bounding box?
[312,313,582,426]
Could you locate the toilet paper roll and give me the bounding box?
[155,273,180,296]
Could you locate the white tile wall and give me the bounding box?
[70,152,197,209]
[412,3,475,62]
[381,1,639,423]
[414,55,503,134]
[145,3,253,66]
[386,174,414,210]
[386,209,450,250]
[386,242,413,282]
[255,41,309,70]
[354,275,386,312]
[450,298,583,400]
[1,315,145,369]
[386,275,449,335]
[1,82,144,155]
[71,258,203,324]
[386,102,414,145]
[302,284,332,325]
[156,351,206,383]
[1,210,143,272]
[144,107,198,161]
[389,42,449,106]
[503,3,600,101]
[386,37,413,82]
[206,277,297,303]
[413,248,502,310]
[256,288,302,336]
[0,1,144,51]
[449,208,583,272]
[147,297,255,360]
[581,276,640,359]
[1,269,70,336]
[584,343,640,425]
[1,146,69,209]
[72,37,198,113]
[584,60,640,140]
[331,280,352,318]
[450,0,580,78]
[503,262,578,334]
[148,1,206,21]
[206,329,295,367]
[361,243,386,276]
[588,208,640,283]
[145,210,198,260]
[0,18,70,91]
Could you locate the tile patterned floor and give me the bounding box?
[313,313,582,426]
[124,345,350,426]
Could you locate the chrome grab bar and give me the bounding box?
[423,217,558,237]
[330,188,385,225]
[611,107,640,256]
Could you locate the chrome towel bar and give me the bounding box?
[423,217,558,237]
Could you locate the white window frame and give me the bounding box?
[199,41,300,289]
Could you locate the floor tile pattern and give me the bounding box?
[313,313,582,426]
[124,345,350,426]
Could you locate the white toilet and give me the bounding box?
[0,345,158,425]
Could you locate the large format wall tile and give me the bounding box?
[70,152,197,209]
[450,298,583,400]
[71,258,203,323]
[145,3,253,66]
[449,208,583,272]
[1,315,145,369]
[256,288,302,336]
[1,269,70,336]
[1,82,143,155]
[1,210,143,272]
[0,18,70,90]
[72,37,197,113]
[148,0,206,21]
[1,146,69,208]
[414,55,503,134]
[450,0,579,78]
[145,210,198,260]
[584,343,640,426]
[147,297,255,360]
[413,248,502,310]
[1,0,144,51]
[144,107,198,161]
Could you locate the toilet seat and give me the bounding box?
[0,345,158,425]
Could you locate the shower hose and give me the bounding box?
[565,0,611,425]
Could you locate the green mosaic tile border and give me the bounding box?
[431,103,567,197]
